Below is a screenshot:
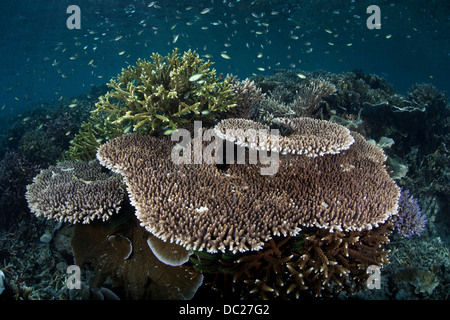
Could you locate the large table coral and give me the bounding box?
[96,120,399,254]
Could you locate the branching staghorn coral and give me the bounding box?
[190,221,392,299]
[65,49,238,161]
[252,77,336,125]
[289,78,336,118]
[94,49,237,133]
[225,75,265,119]
[394,189,427,238]
[65,112,124,162]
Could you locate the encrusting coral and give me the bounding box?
[25,160,125,224]
[71,212,203,299]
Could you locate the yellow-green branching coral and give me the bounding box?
[64,49,239,161]
[94,49,238,134]
[64,112,124,161]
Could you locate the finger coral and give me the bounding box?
[25,160,124,224]
[192,221,392,299]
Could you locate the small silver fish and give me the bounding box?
[189,73,203,82]
[201,7,212,14]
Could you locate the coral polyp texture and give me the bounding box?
[214,117,355,157]
[65,49,239,161]
[96,120,399,254]
[25,160,124,224]
[394,189,427,238]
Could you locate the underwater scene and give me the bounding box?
[0,0,449,307]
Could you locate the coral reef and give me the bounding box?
[394,189,427,238]
[0,218,69,300]
[0,151,40,230]
[390,267,439,297]
[65,49,238,161]
[96,121,398,254]
[330,71,395,114]
[2,65,449,301]
[71,212,203,299]
[192,221,392,299]
[25,160,125,224]
[1,88,101,166]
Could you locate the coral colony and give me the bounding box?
[65,49,238,161]
[394,189,427,238]
[0,46,443,300]
[21,49,402,299]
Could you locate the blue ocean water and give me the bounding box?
[1,0,449,119]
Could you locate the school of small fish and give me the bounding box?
[1,1,438,114]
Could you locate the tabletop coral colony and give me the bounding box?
[2,1,445,303]
[23,49,409,300]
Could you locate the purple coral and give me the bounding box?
[394,189,427,238]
